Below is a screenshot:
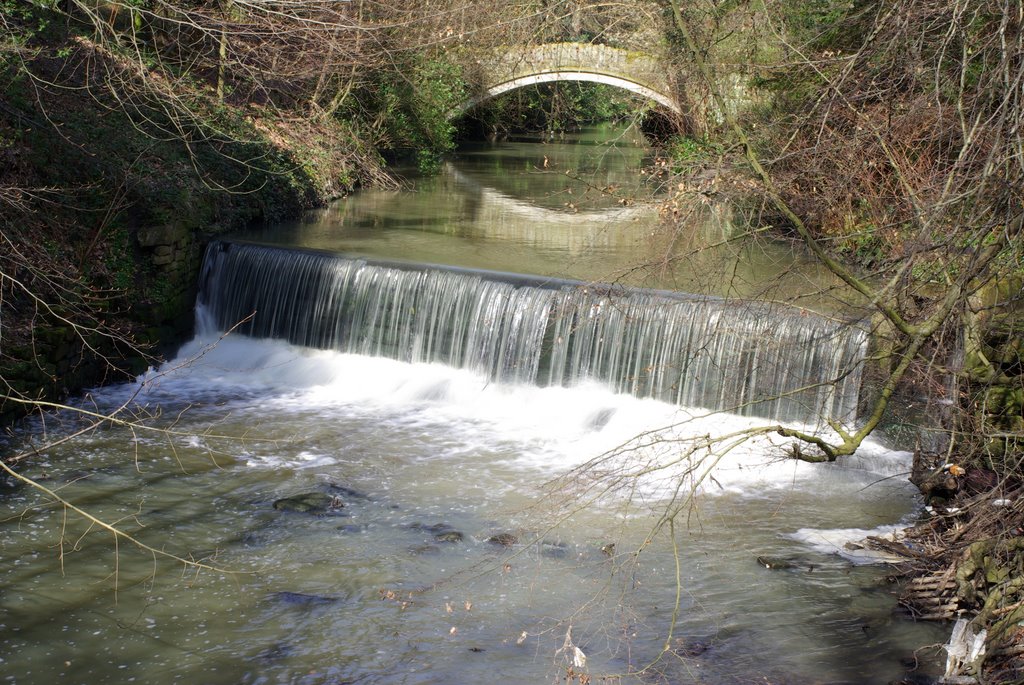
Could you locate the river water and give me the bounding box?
[0,125,947,683]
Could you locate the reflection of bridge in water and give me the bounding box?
[445,162,652,255]
[456,43,681,117]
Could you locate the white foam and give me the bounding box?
[789,525,910,564]
[122,335,912,498]
[244,451,338,470]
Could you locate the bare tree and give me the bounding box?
[663,0,1023,461]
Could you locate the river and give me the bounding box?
[0,125,947,683]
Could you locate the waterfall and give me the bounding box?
[198,241,867,424]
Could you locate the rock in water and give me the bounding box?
[326,483,371,500]
[407,522,465,543]
[255,642,295,663]
[487,533,518,547]
[673,638,711,658]
[756,556,796,570]
[407,522,451,533]
[273,492,343,514]
[541,541,570,559]
[410,544,442,556]
[268,591,338,606]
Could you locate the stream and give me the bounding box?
[0,125,948,684]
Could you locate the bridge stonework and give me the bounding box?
[457,43,682,117]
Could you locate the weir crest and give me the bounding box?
[198,241,867,425]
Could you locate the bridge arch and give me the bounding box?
[455,71,681,117]
[453,43,681,120]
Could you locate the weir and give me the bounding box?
[198,241,867,424]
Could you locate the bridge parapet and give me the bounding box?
[458,42,680,116]
[480,43,669,93]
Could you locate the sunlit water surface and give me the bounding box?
[0,126,947,684]
[245,126,856,312]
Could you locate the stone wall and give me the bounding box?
[478,43,672,95]
[964,279,1024,464]
[135,222,202,346]
[0,221,203,425]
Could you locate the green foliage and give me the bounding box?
[666,135,722,169]
[847,232,883,266]
[148,272,175,304]
[0,0,66,49]
[1,0,54,25]
[469,82,639,135]
[104,227,134,291]
[779,0,853,48]
[574,83,637,124]
[780,0,848,33]
[357,56,467,173]
[910,260,949,285]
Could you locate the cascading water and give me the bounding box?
[198,240,867,425]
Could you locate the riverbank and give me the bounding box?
[0,34,391,425]
[658,150,1024,681]
[660,155,1024,684]
[876,460,1024,682]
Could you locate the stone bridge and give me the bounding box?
[455,42,681,117]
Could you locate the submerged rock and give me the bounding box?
[0,474,22,490]
[405,521,464,544]
[272,492,344,514]
[410,544,442,556]
[540,540,570,559]
[408,522,452,533]
[326,483,371,500]
[268,590,339,606]
[587,407,616,430]
[673,637,712,658]
[255,641,295,663]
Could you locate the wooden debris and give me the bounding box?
[886,484,1024,682]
